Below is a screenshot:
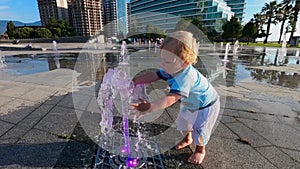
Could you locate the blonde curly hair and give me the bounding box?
[160,31,199,64]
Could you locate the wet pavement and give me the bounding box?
[0,43,300,168]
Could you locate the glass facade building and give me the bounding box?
[130,0,234,33]
[224,0,246,22]
[102,0,128,38]
[103,0,118,37]
[117,0,128,37]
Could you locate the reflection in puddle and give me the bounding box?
[213,47,300,90]
[0,47,299,90]
[249,69,299,89]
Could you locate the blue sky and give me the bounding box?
[0,0,40,23]
[0,0,298,40]
[0,0,270,23]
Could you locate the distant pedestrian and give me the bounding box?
[26,42,32,49]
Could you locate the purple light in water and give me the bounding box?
[121,147,126,153]
[126,157,138,167]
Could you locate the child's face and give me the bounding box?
[160,48,185,75]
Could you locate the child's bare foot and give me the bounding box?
[188,150,205,164]
[188,146,206,164]
[175,132,193,150]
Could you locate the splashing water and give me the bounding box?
[220,42,223,49]
[233,40,239,54]
[97,68,149,168]
[53,40,57,51]
[279,32,287,64]
[97,69,116,136]
[52,40,60,68]
[119,41,129,65]
[222,43,230,62]
[282,31,287,49]
[0,51,6,68]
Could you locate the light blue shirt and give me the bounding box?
[156,65,218,111]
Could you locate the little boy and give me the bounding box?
[131,31,220,164]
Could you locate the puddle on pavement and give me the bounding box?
[213,47,300,90]
[0,47,299,90]
[0,53,78,76]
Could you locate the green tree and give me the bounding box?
[242,19,258,44]
[190,16,207,34]
[145,23,165,39]
[207,29,221,42]
[283,0,300,43]
[14,27,34,39]
[46,19,75,37]
[261,0,277,43]
[222,16,242,42]
[152,26,166,38]
[35,28,52,38]
[52,27,62,37]
[253,13,267,38]
[6,21,15,38]
[275,1,292,43]
[128,20,138,35]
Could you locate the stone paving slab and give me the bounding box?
[202,136,277,169]
[237,110,281,122]
[281,148,300,163]
[1,47,300,168]
[0,129,66,168]
[0,95,15,107]
[225,122,272,147]
[34,106,80,136]
[211,122,239,140]
[277,115,300,126]
[0,120,14,136]
[0,86,34,98]
[256,146,300,168]
[238,118,300,151]
[0,99,39,124]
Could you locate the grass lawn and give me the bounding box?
[215,42,299,48]
[242,42,300,48]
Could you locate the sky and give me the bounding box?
[0,0,298,41]
[244,0,272,23]
[0,0,40,23]
[0,0,272,23]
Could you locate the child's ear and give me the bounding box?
[183,61,189,67]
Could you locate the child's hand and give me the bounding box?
[131,99,151,111]
[131,99,151,119]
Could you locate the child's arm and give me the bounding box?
[132,93,182,119]
[133,72,160,85]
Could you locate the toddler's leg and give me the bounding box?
[175,131,193,150]
[188,145,206,164]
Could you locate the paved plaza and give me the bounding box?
[0,43,299,168]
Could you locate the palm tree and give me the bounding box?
[253,13,267,39]
[261,1,277,44]
[275,2,293,44]
[284,0,300,43]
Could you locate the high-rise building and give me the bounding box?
[102,0,118,37]
[102,0,128,38]
[68,0,103,36]
[130,0,234,33]
[224,0,246,22]
[116,0,128,37]
[37,0,69,26]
